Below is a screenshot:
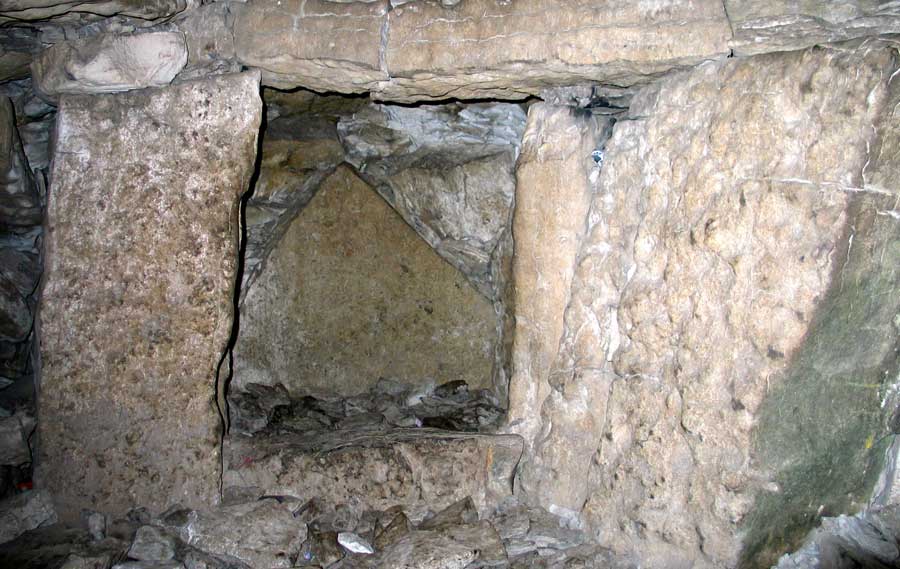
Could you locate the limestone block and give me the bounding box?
[38,72,262,519]
[505,104,608,455]
[233,167,497,398]
[0,1,189,23]
[232,0,389,94]
[222,431,523,523]
[380,0,732,102]
[32,32,187,98]
[727,0,900,55]
[509,40,900,568]
[232,0,730,102]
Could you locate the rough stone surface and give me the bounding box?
[506,103,608,454]
[32,31,187,98]
[337,102,525,300]
[38,72,262,519]
[170,2,239,81]
[233,166,497,398]
[233,0,731,102]
[232,0,388,94]
[223,430,523,523]
[163,499,308,569]
[728,1,900,55]
[0,1,190,23]
[128,525,176,562]
[0,489,57,544]
[0,97,40,229]
[509,41,900,568]
[0,415,29,466]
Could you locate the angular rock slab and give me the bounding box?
[0,1,189,23]
[233,0,731,102]
[38,72,262,519]
[0,490,57,545]
[511,41,900,568]
[222,430,523,523]
[727,0,900,55]
[32,31,187,98]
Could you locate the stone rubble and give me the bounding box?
[0,492,636,569]
[229,378,505,437]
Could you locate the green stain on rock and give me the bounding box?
[741,200,900,568]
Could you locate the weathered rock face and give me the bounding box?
[337,102,526,300]
[509,42,900,568]
[0,1,190,23]
[727,0,900,55]
[232,0,731,102]
[32,31,187,98]
[506,104,609,455]
[223,430,523,523]
[38,72,262,518]
[233,166,497,398]
[240,92,360,296]
[0,98,39,229]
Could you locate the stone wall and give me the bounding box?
[38,72,261,518]
[508,42,900,568]
[233,166,497,398]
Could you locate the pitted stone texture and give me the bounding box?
[38,72,262,519]
[222,431,523,523]
[510,43,899,568]
[338,102,525,300]
[234,0,729,102]
[727,1,900,55]
[505,104,608,454]
[233,0,388,94]
[32,31,187,98]
[233,167,497,398]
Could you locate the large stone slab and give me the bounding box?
[38,72,262,519]
[32,31,187,98]
[727,0,900,55]
[510,40,900,568]
[233,166,497,398]
[232,0,389,94]
[223,430,523,522]
[379,0,732,102]
[233,0,730,102]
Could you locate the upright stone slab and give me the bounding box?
[506,104,607,452]
[509,42,900,568]
[38,72,262,518]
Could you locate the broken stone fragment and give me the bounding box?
[374,511,410,550]
[166,500,307,569]
[364,521,506,569]
[0,489,57,544]
[0,97,40,228]
[726,0,900,55]
[31,31,188,98]
[112,562,184,569]
[0,415,29,466]
[127,526,176,563]
[337,531,375,555]
[61,552,118,569]
[418,497,478,531]
[298,530,343,567]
